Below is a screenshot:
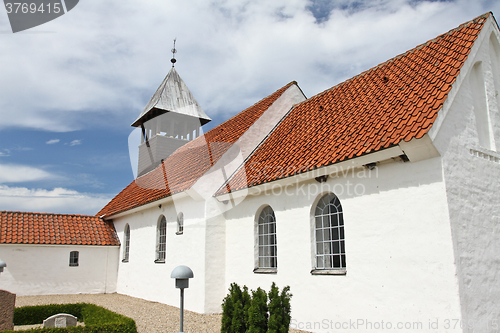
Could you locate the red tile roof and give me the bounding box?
[97,82,297,217]
[98,13,490,214]
[0,211,120,246]
[216,13,489,194]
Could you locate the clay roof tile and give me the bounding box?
[0,211,120,246]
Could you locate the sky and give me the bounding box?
[0,0,499,215]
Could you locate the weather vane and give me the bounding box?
[171,38,177,67]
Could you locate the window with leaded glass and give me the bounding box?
[257,206,277,270]
[314,193,346,270]
[122,224,130,263]
[155,216,167,263]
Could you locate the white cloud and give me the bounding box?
[0,164,55,183]
[69,139,82,146]
[46,139,60,144]
[0,185,111,215]
[0,0,499,132]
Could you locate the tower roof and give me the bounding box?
[131,67,211,127]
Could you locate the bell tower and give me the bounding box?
[132,41,211,177]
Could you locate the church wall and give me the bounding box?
[0,244,118,295]
[430,20,500,333]
[112,194,208,314]
[223,156,462,332]
[203,199,228,313]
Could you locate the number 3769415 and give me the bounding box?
[5,2,62,14]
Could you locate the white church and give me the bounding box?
[1,12,500,333]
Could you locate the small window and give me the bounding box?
[122,224,130,263]
[176,212,184,235]
[313,193,346,272]
[155,216,167,263]
[255,206,277,272]
[69,251,79,267]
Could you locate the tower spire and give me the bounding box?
[171,38,177,67]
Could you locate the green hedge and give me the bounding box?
[4,303,136,333]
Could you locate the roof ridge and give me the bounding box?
[293,12,490,108]
[1,210,101,218]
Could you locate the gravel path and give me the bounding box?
[15,293,311,333]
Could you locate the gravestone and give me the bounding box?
[43,314,78,328]
[0,290,16,331]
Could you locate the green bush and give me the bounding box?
[5,303,136,333]
[221,283,251,333]
[221,285,235,332]
[247,287,268,333]
[221,283,291,333]
[268,283,292,333]
[13,304,85,326]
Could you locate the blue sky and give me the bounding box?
[0,0,499,215]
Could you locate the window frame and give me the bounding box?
[122,224,130,263]
[311,193,346,275]
[155,216,167,263]
[254,205,277,274]
[69,251,79,267]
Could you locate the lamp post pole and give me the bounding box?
[171,265,193,333]
[179,288,184,332]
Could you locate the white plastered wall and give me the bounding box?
[0,244,119,295]
[112,194,208,314]
[429,16,500,333]
[223,157,462,333]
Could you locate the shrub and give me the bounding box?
[221,283,251,333]
[267,283,292,333]
[221,283,291,333]
[6,303,136,333]
[247,287,268,333]
[13,304,85,326]
[221,285,235,333]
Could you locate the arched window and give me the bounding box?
[122,224,130,263]
[176,212,184,235]
[155,216,167,263]
[256,206,277,270]
[314,193,346,270]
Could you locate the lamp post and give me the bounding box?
[171,265,194,333]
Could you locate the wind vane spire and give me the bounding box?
[171,39,177,67]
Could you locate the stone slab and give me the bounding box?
[43,313,78,328]
[0,289,16,331]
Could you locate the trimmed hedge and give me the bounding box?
[5,303,137,333]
